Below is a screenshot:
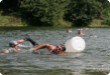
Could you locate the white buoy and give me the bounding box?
[0,72,2,75]
[0,0,2,2]
[65,36,86,52]
[108,72,110,75]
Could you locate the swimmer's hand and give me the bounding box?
[46,50,54,55]
[32,51,40,54]
[15,48,21,52]
[32,50,40,54]
[30,48,40,54]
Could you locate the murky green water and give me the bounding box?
[0,28,110,75]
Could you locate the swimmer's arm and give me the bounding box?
[31,44,48,53]
[17,39,25,44]
[47,49,54,54]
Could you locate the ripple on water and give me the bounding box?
[0,28,110,75]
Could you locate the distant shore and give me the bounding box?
[0,15,110,28]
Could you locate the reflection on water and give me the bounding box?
[59,52,83,58]
[0,68,108,75]
[0,28,110,75]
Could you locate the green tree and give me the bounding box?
[65,0,102,27]
[20,0,69,26]
[0,0,110,27]
[0,0,20,12]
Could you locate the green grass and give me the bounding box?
[0,15,110,28]
[0,15,27,27]
[89,19,110,28]
[0,15,71,28]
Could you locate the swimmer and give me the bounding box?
[0,39,26,55]
[67,29,72,33]
[77,28,85,36]
[9,37,38,52]
[1,37,38,54]
[32,44,66,54]
[0,37,38,55]
[89,34,97,38]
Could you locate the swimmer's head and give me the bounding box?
[9,43,17,47]
[57,44,66,51]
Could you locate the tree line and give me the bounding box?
[0,0,110,27]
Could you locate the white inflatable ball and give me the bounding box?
[0,0,2,2]
[65,36,86,52]
[0,73,2,75]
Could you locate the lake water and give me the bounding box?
[0,28,110,75]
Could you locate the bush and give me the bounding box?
[102,18,110,26]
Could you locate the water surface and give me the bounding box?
[0,28,110,75]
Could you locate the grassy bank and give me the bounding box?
[0,15,27,27]
[89,19,110,28]
[0,15,110,28]
[0,26,69,31]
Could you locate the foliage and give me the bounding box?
[65,0,102,27]
[0,0,110,27]
[19,0,69,26]
[0,0,20,12]
[0,15,26,26]
[102,18,110,25]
